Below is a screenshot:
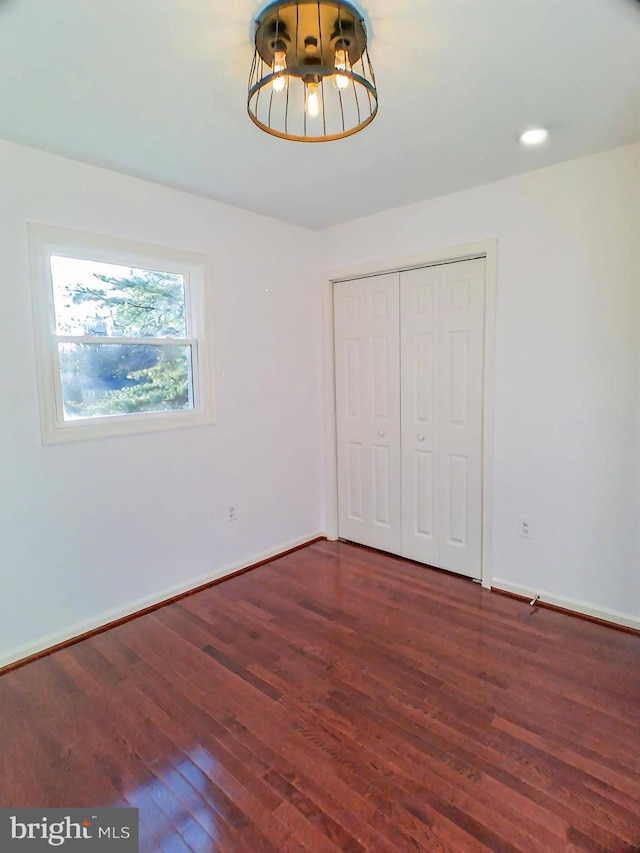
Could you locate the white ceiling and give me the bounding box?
[0,0,639,229]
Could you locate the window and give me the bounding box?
[28,225,214,443]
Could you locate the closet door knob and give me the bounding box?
[378,430,386,438]
[417,435,426,442]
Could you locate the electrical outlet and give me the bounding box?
[226,504,237,523]
[519,517,531,539]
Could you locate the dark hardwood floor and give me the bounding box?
[1,540,639,852]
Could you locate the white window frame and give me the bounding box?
[28,224,215,444]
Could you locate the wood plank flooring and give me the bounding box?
[1,540,639,852]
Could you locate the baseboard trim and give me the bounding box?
[491,578,640,636]
[0,533,326,676]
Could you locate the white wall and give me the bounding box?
[2,139,638,666]
[322,143,640,624]
[0,140,325,667]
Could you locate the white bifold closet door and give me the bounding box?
[335,258,485,580]
[400,259,485,579]
[334,273,402,554]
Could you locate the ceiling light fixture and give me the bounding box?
[519,128,550,146]
[248,0,378,142]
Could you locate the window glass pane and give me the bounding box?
[50,257,187,338]
[58,343,194,420]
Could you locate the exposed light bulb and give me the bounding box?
[306,81,321,118]
[333,48,351,90]
[272,50,287,93]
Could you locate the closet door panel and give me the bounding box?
[335,274,402,553]
[400,266,441,566]
[439,259,485,578]
[336,259,484,579]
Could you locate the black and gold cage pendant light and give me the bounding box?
[248,0,378,142]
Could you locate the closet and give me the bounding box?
[334,258,485,580]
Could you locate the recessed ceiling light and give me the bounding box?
[520,128,550,146]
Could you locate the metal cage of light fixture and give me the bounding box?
[248,0,378,142]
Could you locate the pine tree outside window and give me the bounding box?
[28,225,215,443]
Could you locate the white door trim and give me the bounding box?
[322,239,498,590]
